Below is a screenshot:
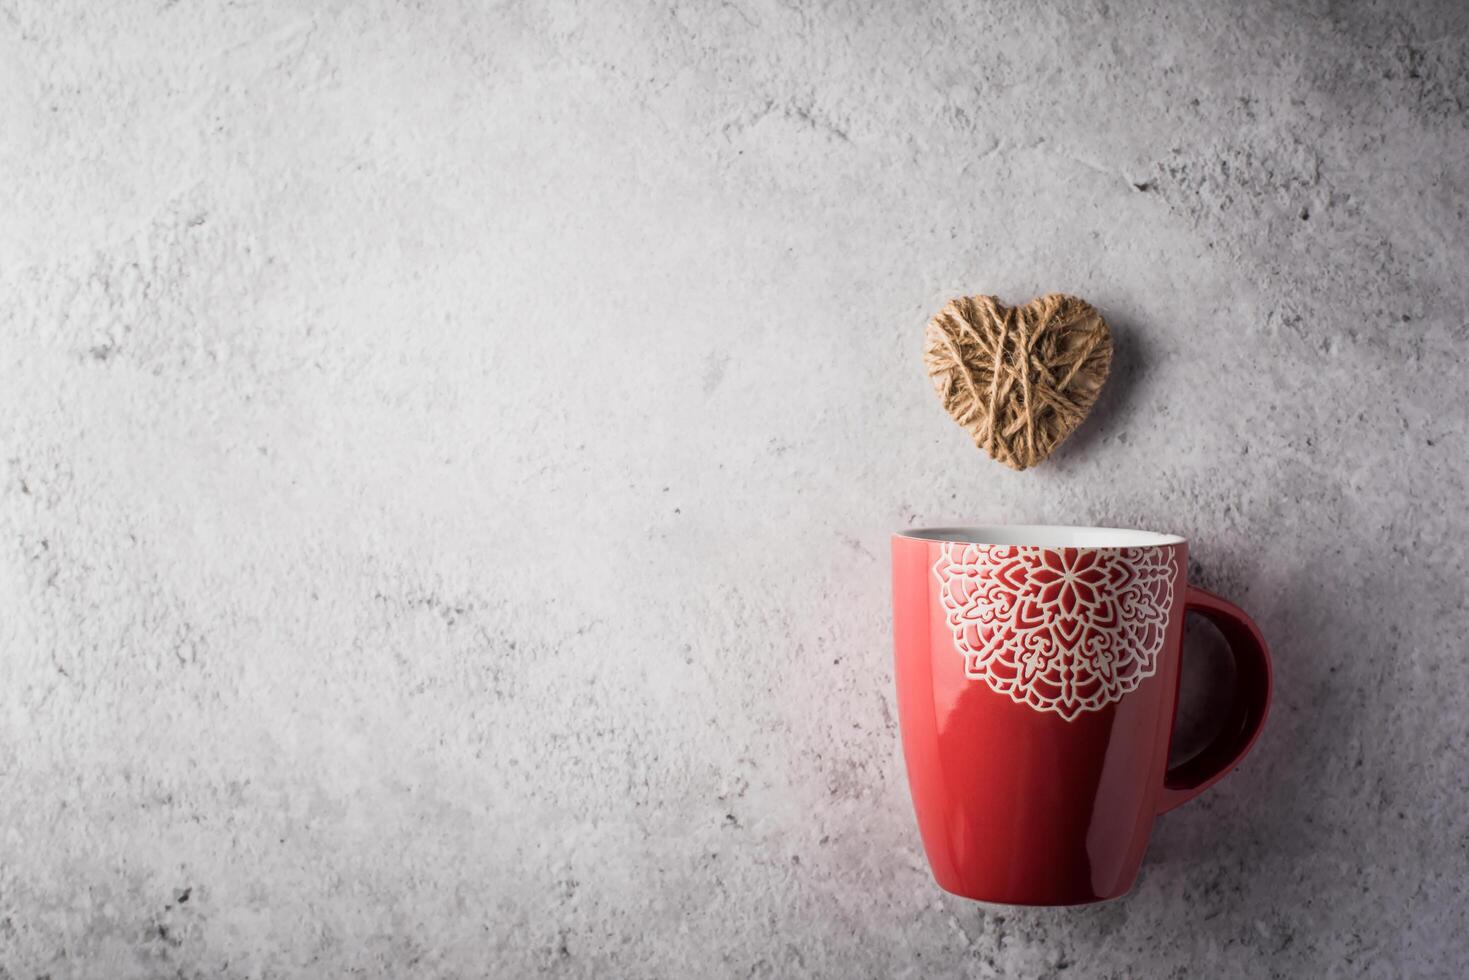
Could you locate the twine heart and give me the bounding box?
[923,293,1112,470]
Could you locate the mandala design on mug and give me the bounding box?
[933,543,1178,720]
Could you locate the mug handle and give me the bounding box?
[1157,586,1273,814]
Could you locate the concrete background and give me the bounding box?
[2,0,1467,976]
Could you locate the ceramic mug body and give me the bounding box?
[891,525,1271,906]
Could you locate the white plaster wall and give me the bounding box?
[2,1,1467,976]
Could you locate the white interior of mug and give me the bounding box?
[897,524,1185,548]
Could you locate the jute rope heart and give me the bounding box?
[924,293,1112,471]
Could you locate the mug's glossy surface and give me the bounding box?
[891,526,1271,906]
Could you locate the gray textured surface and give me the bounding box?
[3,1,1467,977]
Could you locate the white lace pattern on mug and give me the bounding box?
[933,543,1178,721]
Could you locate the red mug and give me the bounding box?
[891,525,1271,906]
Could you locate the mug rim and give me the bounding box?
[894,524,1186,549]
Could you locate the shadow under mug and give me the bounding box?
[891,524,1271,906]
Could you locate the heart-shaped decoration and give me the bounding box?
[923,293,1112,470]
